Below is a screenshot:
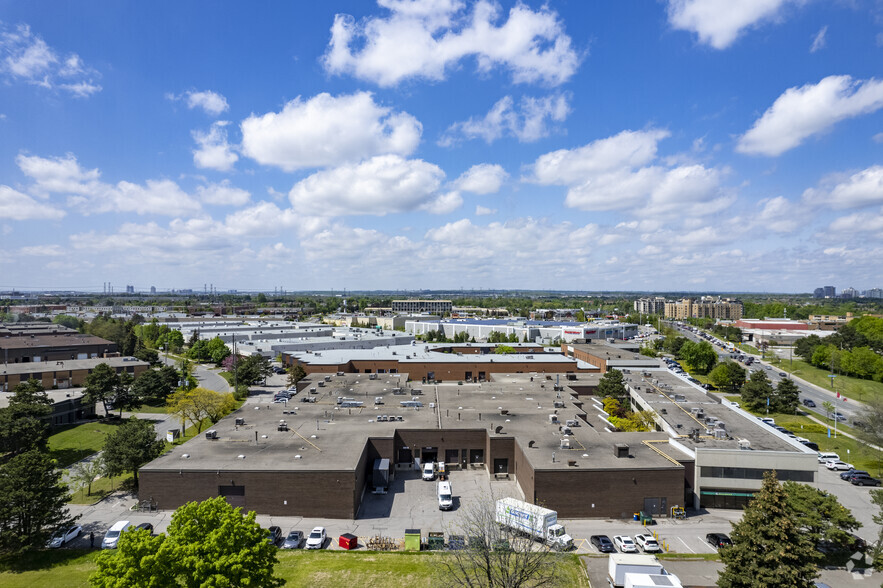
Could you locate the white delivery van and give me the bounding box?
[437,481,453,510]
[422,461,436,481]
[102,520,134,549]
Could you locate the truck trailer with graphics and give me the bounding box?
[494,497,572,550]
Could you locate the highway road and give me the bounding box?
[667,323,866,426]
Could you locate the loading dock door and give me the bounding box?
[445,449,459,465]
[493,458,508,474]
[219,485,245,508]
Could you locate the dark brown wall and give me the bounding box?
[533,467,684,518]
[138,469,358,518]
[394,429,488,467]
[514,441,535,503]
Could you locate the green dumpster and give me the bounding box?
[427,532,444,550]
[404,528,421,551]
[639,511,654,525]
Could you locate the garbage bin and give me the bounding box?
[404,529,421,551]
[633,513,640,521]
[427,532,444,550]
[339,533,357,550]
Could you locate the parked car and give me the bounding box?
[102,521,135,549]
[849,474,882,487]
[833,413,847,422]
[840,468,868,481]
[634,533,661,553]
[305,527,326,549]
[281,529,303,549]
[801,440,820,451]
[825,460,854,471]
[266,526,282,545]
[590,534,616,553]
[802,399,816,408]
[47,524,82,548]
[135,523,154,534]
[706,533,732,548]
[613,535,638,553]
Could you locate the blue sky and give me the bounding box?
[1,0,882,293]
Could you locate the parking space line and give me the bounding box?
[677,536,695,553]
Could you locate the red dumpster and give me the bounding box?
[339,533,357,550]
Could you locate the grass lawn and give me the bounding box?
[735,342,760,354]
[768,357,883,404]
[48,422,124,468]
[68,473,133,505]
[133,402,168,414]
[0,549,589,588]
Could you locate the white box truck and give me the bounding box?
[494,497,572,550]
[625,573,683,588]
[607,554,665,588]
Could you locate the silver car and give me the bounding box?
[281,529,303,549]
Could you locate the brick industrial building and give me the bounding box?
[0,332,118,364]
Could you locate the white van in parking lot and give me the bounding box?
[437,481,453,510]
[422,461,436,481]
[102,520,134,549]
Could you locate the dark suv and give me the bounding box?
[802,399,816,408]
[849,474,881,487]
[706,533,733,548]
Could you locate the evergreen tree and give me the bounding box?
[0,379,52,456]
[597,369,627,400]
[718,471,819,588]
[774,378,800,414]
[783,481,861,550]
[740,370,774,413]
[83,363,121,415]
[102,418,165,488]
[0,449,73,553]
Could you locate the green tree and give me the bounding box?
[679,340,717,374]
[133,347,160,366]
[131,368,175,405]
[664,335,688,356]
[709,361,746,395]
[773,377,800,414]
[0,379,51,456]
[783,481,861,551]
[164,330,184,353]
[287,364,306,388]
[83,363,120,415]
[113,371,137,417]
[597,369,627,400]
[494,345,516,354]
[102,417,164,488]
[870,489,883,571]
[92,496,284,587]
[740,370,775,413]
[52,314,82,330]
[234,354,272,386]
[718,471,819,588]
[0,449,73,553]
[821,400,835,420]
[70,456,104,497]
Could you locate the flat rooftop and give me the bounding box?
[0,356,147,375]
[144,372,682,474]
[0,333,114,350]
[624,369,807,453]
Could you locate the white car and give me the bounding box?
[825,460,854,471]
[305,526,326,549]
[47,524,82,548]
[634,533,661,553]
[613,535,638,553]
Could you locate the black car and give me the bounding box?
[849,474,882,487]
[802,399,816,408]
[590,535,616,553]
[840,468,868,481]
[135,523,154,535]
[801,440,820,451]
[266,526,282,545]
[706,533,732,548]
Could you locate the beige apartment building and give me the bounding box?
[664,297,743,320]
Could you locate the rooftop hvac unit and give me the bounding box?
[705,416,718,426]
[553,401,565,408]
[205,430,218,440]
[738,439,751,450]
[549,415,559,424]
[614,443,629,458]
[713,428,726,439]
[561,426,572,435]
[565,419,578,427]
[560,437,571,449]
[234,418,245,426]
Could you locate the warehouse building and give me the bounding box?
[0,356,149,392]
[0,332,118,364]
[392,300,453,314]
[406,318,638,343]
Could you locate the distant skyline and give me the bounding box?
[1,1,882,292]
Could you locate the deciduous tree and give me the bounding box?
[287,364,306,388]
[718,472,819,588]
[83,363,120,415]
[102,417,164,488]
[70,456,104,497]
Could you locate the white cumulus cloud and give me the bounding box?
[667,0,800,50]
[455,163,507,194]
[192,121,238,171]
[803,165,883,209]
[0,23,101,96]
[289,155,446,216]
[0,185,65,220]
[475,205,496,215]
[196,180,251,206]
[737,75,883,157]
[323,0,580,87]
[440,94,569,145]
[241,92,421,172]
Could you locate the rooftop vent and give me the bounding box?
[614,443,630,458]
[495,426,504,434]
[528,440,536,448]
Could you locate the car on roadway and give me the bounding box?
[825,460,854,471]
[848,474,882,487]
[47,524,82,548]
[281,529,303,549]
[840,468,867,481]
[706,533,732,548]
[833,413,847,422]
[802,399,816,408]
[634,533,661,553]
[305,526,326,549]
[266,526,282,545]
[590,535,616,553]
[778,372,787,377]
[613,535,638,553]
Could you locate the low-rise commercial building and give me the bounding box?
[392,300,453,314]
[406,318,638,344]
[0,356,149,392]
[0,332,118,364]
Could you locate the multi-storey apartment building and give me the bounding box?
[664,297,743,320]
